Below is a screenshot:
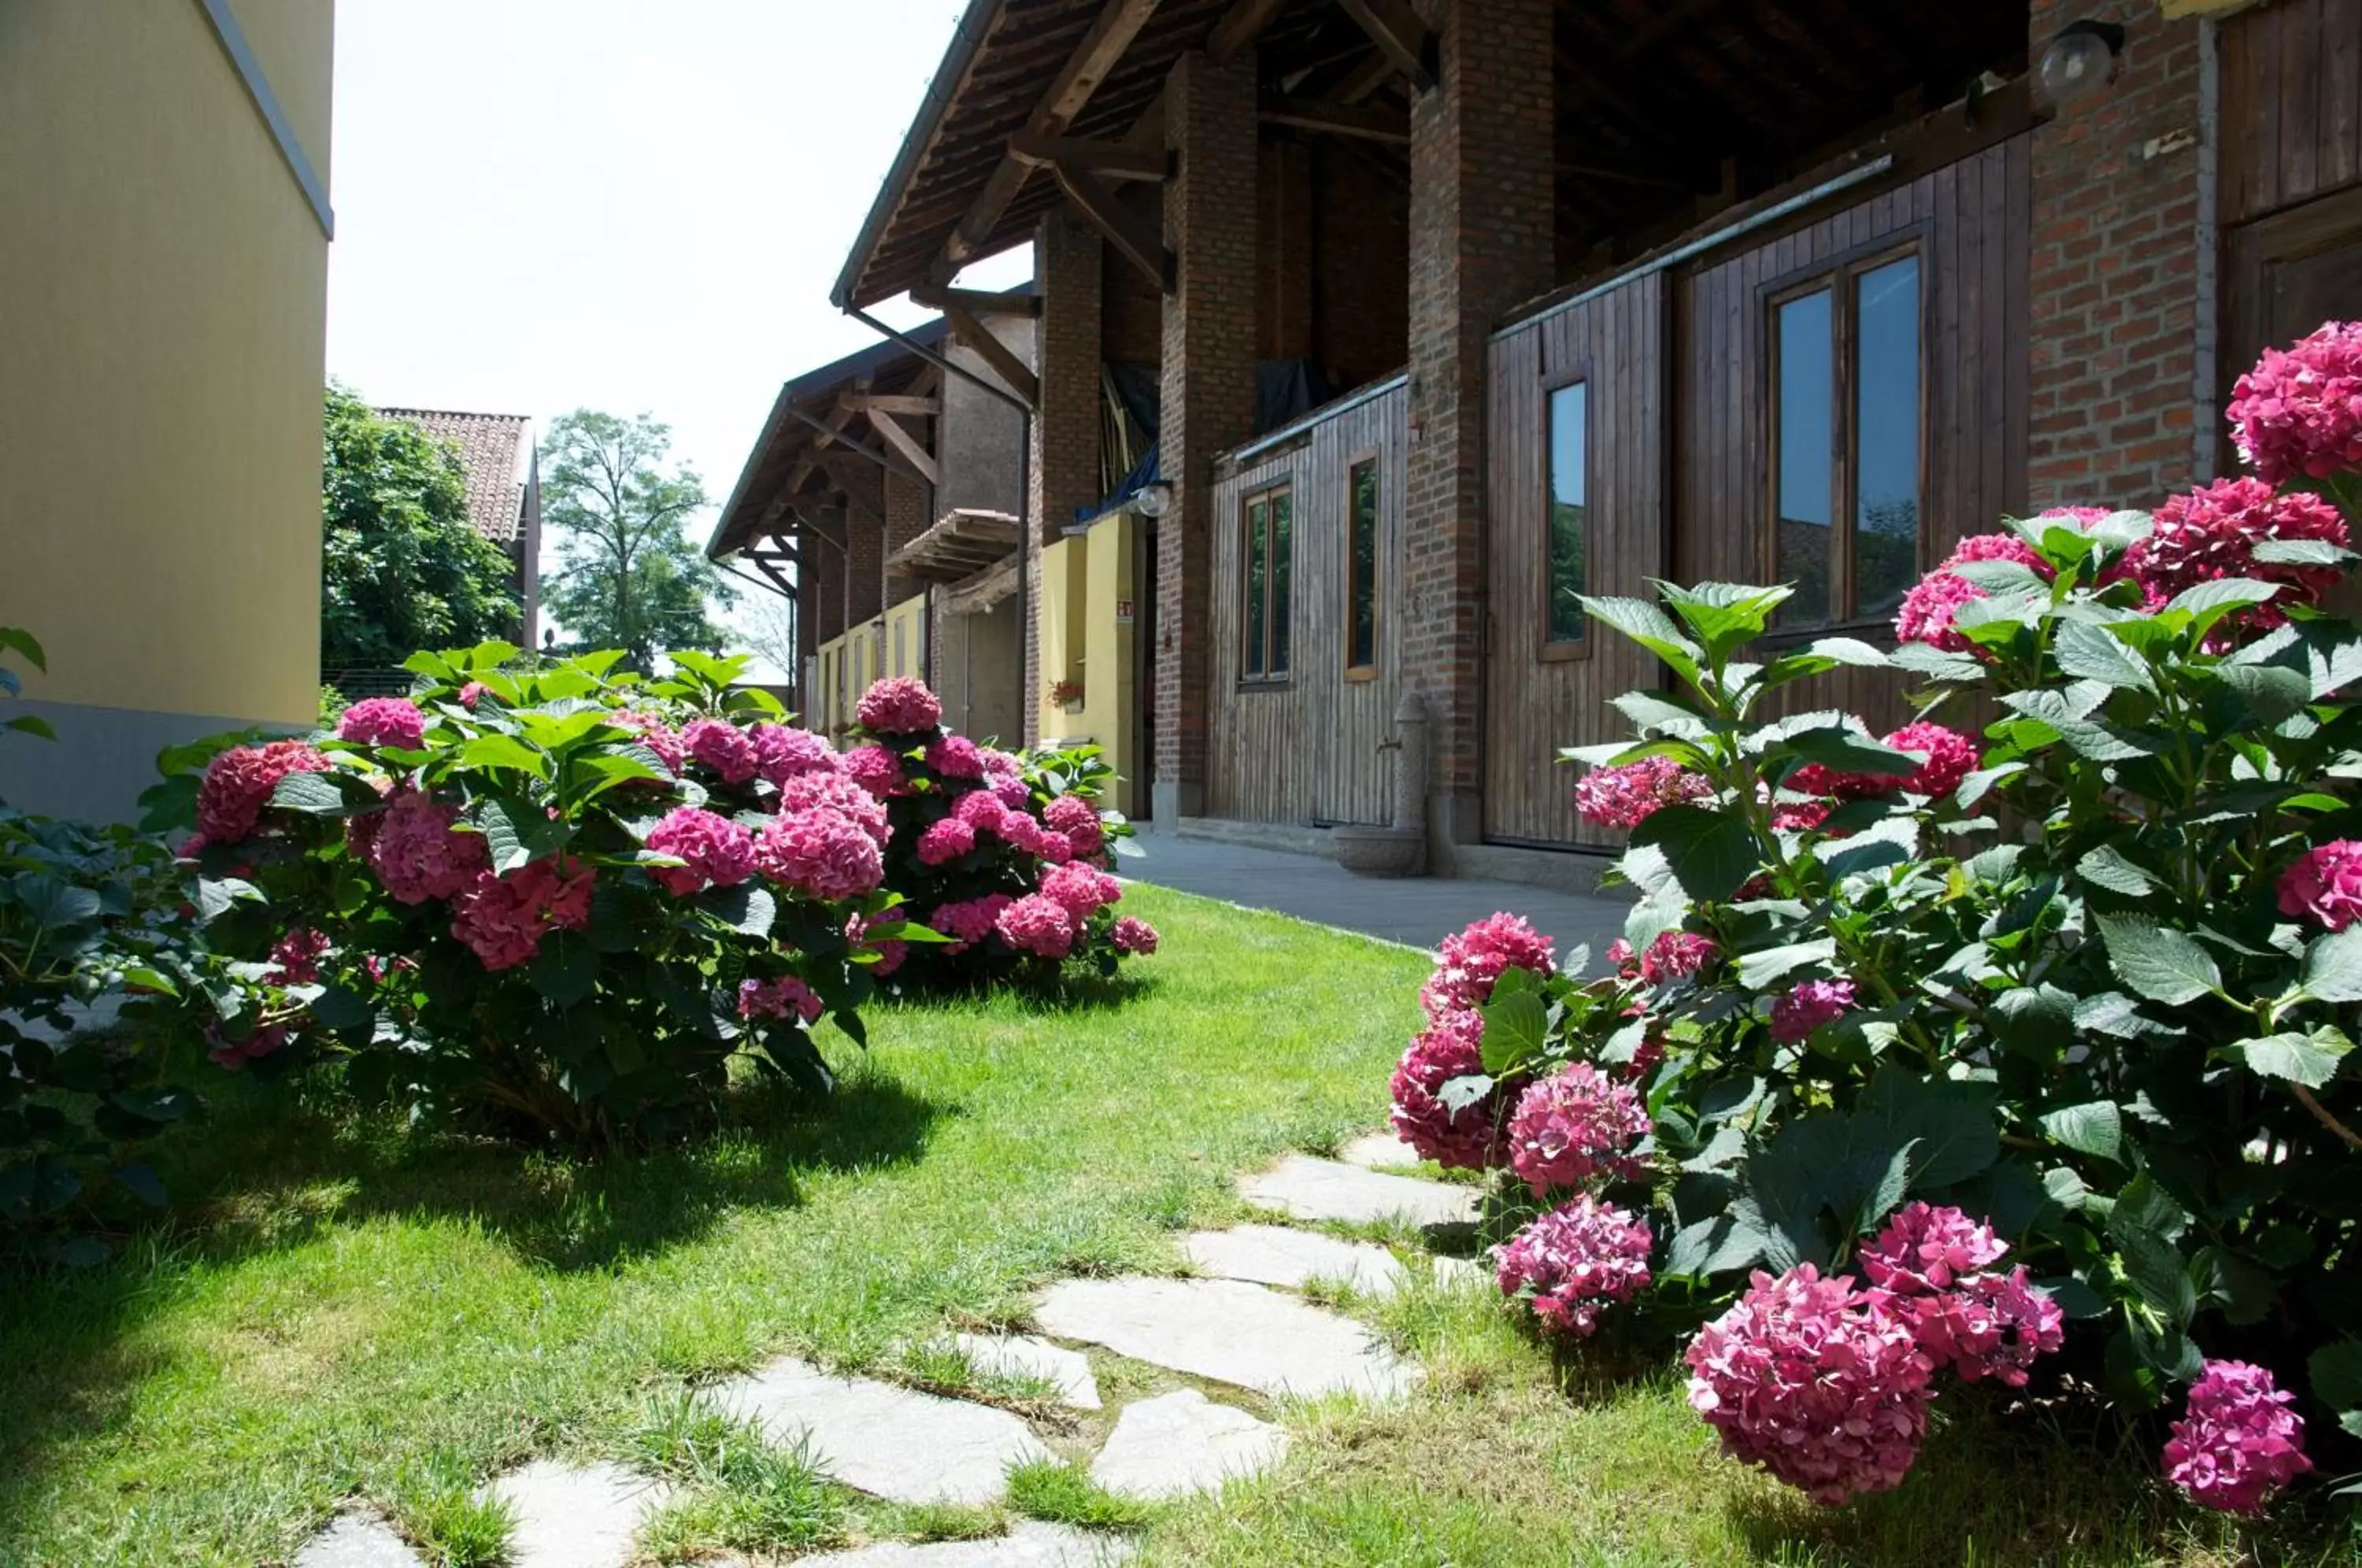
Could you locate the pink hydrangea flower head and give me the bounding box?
[929,893,1014,952]
[1110,915,1158,955]
[336,697,428,750]
[1494,1195,1655,1337]
[756,807,885,900]
[990,770,1032,810]
[1685,1264,1935,1506]
[980,746,1022,777]
[1772,799,1834,833]
[738,974,823,1024]
[196,740,331,844]
[1640,930,1717,986]
[1859,1202,2008,1294]
[1575,756,1714,830]
[1505,1062,1651,1195]
[448,856,593,971]
[1421,912,1556,1020]
[2276,838,2362,930]
[2164,1359,2312,1515]
[953,789,1009,831]
[2228,320,2362,485]
[268,926,329,986]
[2031,505,2115,528]
[1900,1264,2064,1387]
[857,675,943,735]
[366,788,490,904]
[1387,1008,1500,1170]
[1042,794,1105,857]
[644,805,757,897]
[458,681,488,709]
[1885,721,1979,799]
[1894,568,1989,654]
[1769,978,1858,1044]
[916,816,977,867]
[924,735,987,780]
[842,742,909,799]
[1605,938,1639,978]
[208,1020,293,1070]
[996,892,1077,960]
[751,723,839,786]
[614,711,687,774]
[680,716,760,786]
[2124,477,2350,626]
[1041,860,1121,919]
[845,913,910,978]
[1944,531,2049,573]
[776,769,891,846]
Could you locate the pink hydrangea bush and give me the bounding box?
[162,645,912,1145]
[1421,912,1556,1019]
[837,676,1150,984]
[2164,1360,2313,1515]
[1494,1196,1654,1337]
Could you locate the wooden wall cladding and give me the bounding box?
[1206,381,1407,827]
[2221,0,2362,227]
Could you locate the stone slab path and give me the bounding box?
[795,1521,1133,1565]
[1181,1224,1405,1296]
[1338,1131,1423,1170]
[479,1460,673,1568]
[1034,1275,1415,1400]
[1239,1154,1482,1228]
[711,1355,1053,1505]
[954,1330,1102,1408]
[291,1512,420,1568]
[1090,1389,1288,1500]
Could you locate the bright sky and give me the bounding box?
[325,0,1032,677]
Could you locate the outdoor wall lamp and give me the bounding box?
[2038,20,2125,102]
[1131,481,1174,519]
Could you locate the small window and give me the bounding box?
[1546,381,1589,645]
[1770,250,1923,628]
[1346,457,1380,677]
[1242,483,1293,682]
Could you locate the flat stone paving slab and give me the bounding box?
[953,1331,1101,1408]
[1238,1156,1481,1228]
[1034,1276,1414,1400]
[479,1460,672,1568]
[710,1356,1051,1504]
[293,1512,424,1568]
[1179,1226,1405,1296]
[1089,1389,1288,1500]
[1338,1131,1423,1170]
[794,1520,1131,1565]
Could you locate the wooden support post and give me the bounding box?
[1334,0,1432,94]
[1050,163,1175,293]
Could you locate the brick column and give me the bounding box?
[1156,48,1257,826]
[1029,208,1105,746]
[1403,0,1555,858]
[2027,0,2205,510]
[843,467,887,627]
[883,469,929,612]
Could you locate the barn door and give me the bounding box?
[1481,272,1668,849]
[2228,187,2362,415]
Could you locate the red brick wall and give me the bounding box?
[1315,138,1411,393]
[1103,243,1164,364]
[883,468,930,612]
[1404,0,1556,826]
[1260,141,1315,364]
[842,466,885,628]
[2027,0,2205,510]
[1031,208,1104,745]
[1157,49,1259,809]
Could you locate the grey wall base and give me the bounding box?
[0,697,272,824]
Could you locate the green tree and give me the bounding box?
[320,386,523,671]
[539,409,733,668]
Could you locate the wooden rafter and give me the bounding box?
[1329,50,1398,105]
[1259,97,1408,143]
[1334,0,1431,94]
[942,0,1163,272]
[913,285,1039,319]
[1207,0,1289,66]
[863,409,940,487]
[936,299,1041,409]
[840,393,942,417]
[1050,163,1174,292]
[887,508,1023,583]
[1009,131,1169,182]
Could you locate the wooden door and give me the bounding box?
[1482,272,1668,849]
[2228,187,2362,390]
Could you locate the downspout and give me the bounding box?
[2192,17,2222,485]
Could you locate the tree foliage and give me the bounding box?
[539,409,733,669]
[320,386,522,671]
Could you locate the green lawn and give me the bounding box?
[0,886,2344,1566]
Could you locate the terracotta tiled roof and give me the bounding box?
[379,408,530,545]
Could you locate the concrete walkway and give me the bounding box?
[1121,834,1627,968]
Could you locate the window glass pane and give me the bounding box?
[1854,256,1921,622]
[1245,498,1268,679]
[1546,382,1588,642]
[1349,462,1379,671]
[1775,288,1834,624]
[1270,490,1293,675]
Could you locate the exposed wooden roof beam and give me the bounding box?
[1615,0,1730,61]
[1047,162,1174,293]
[1009,130,1170,182]
[840,393,942,418]
[1207,0,1289,66]
[1259,97,1408,143]
[925,296,1042,409]
[942,0,1164,272]
[1329,50,1398,105]
[864,408,941,487]
[1334,0,1432,95]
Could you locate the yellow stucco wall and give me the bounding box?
[884,593,927,682]
[0,0,332,726]
[1036,514,1139,816]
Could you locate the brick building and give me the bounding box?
[717,0,2362,882]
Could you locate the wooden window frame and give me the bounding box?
[1540,364,1594,664]
[1344,449,1382,682]
[1760,237,1930,638]
[1239,479,1294,689]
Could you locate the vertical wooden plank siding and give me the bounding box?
[1206,382,1407,825]
[2223,0,2362,225]
[1480,272,1668,849]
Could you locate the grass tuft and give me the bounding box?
[628,1395,840,1559]
[1005,1457,1159,1532]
